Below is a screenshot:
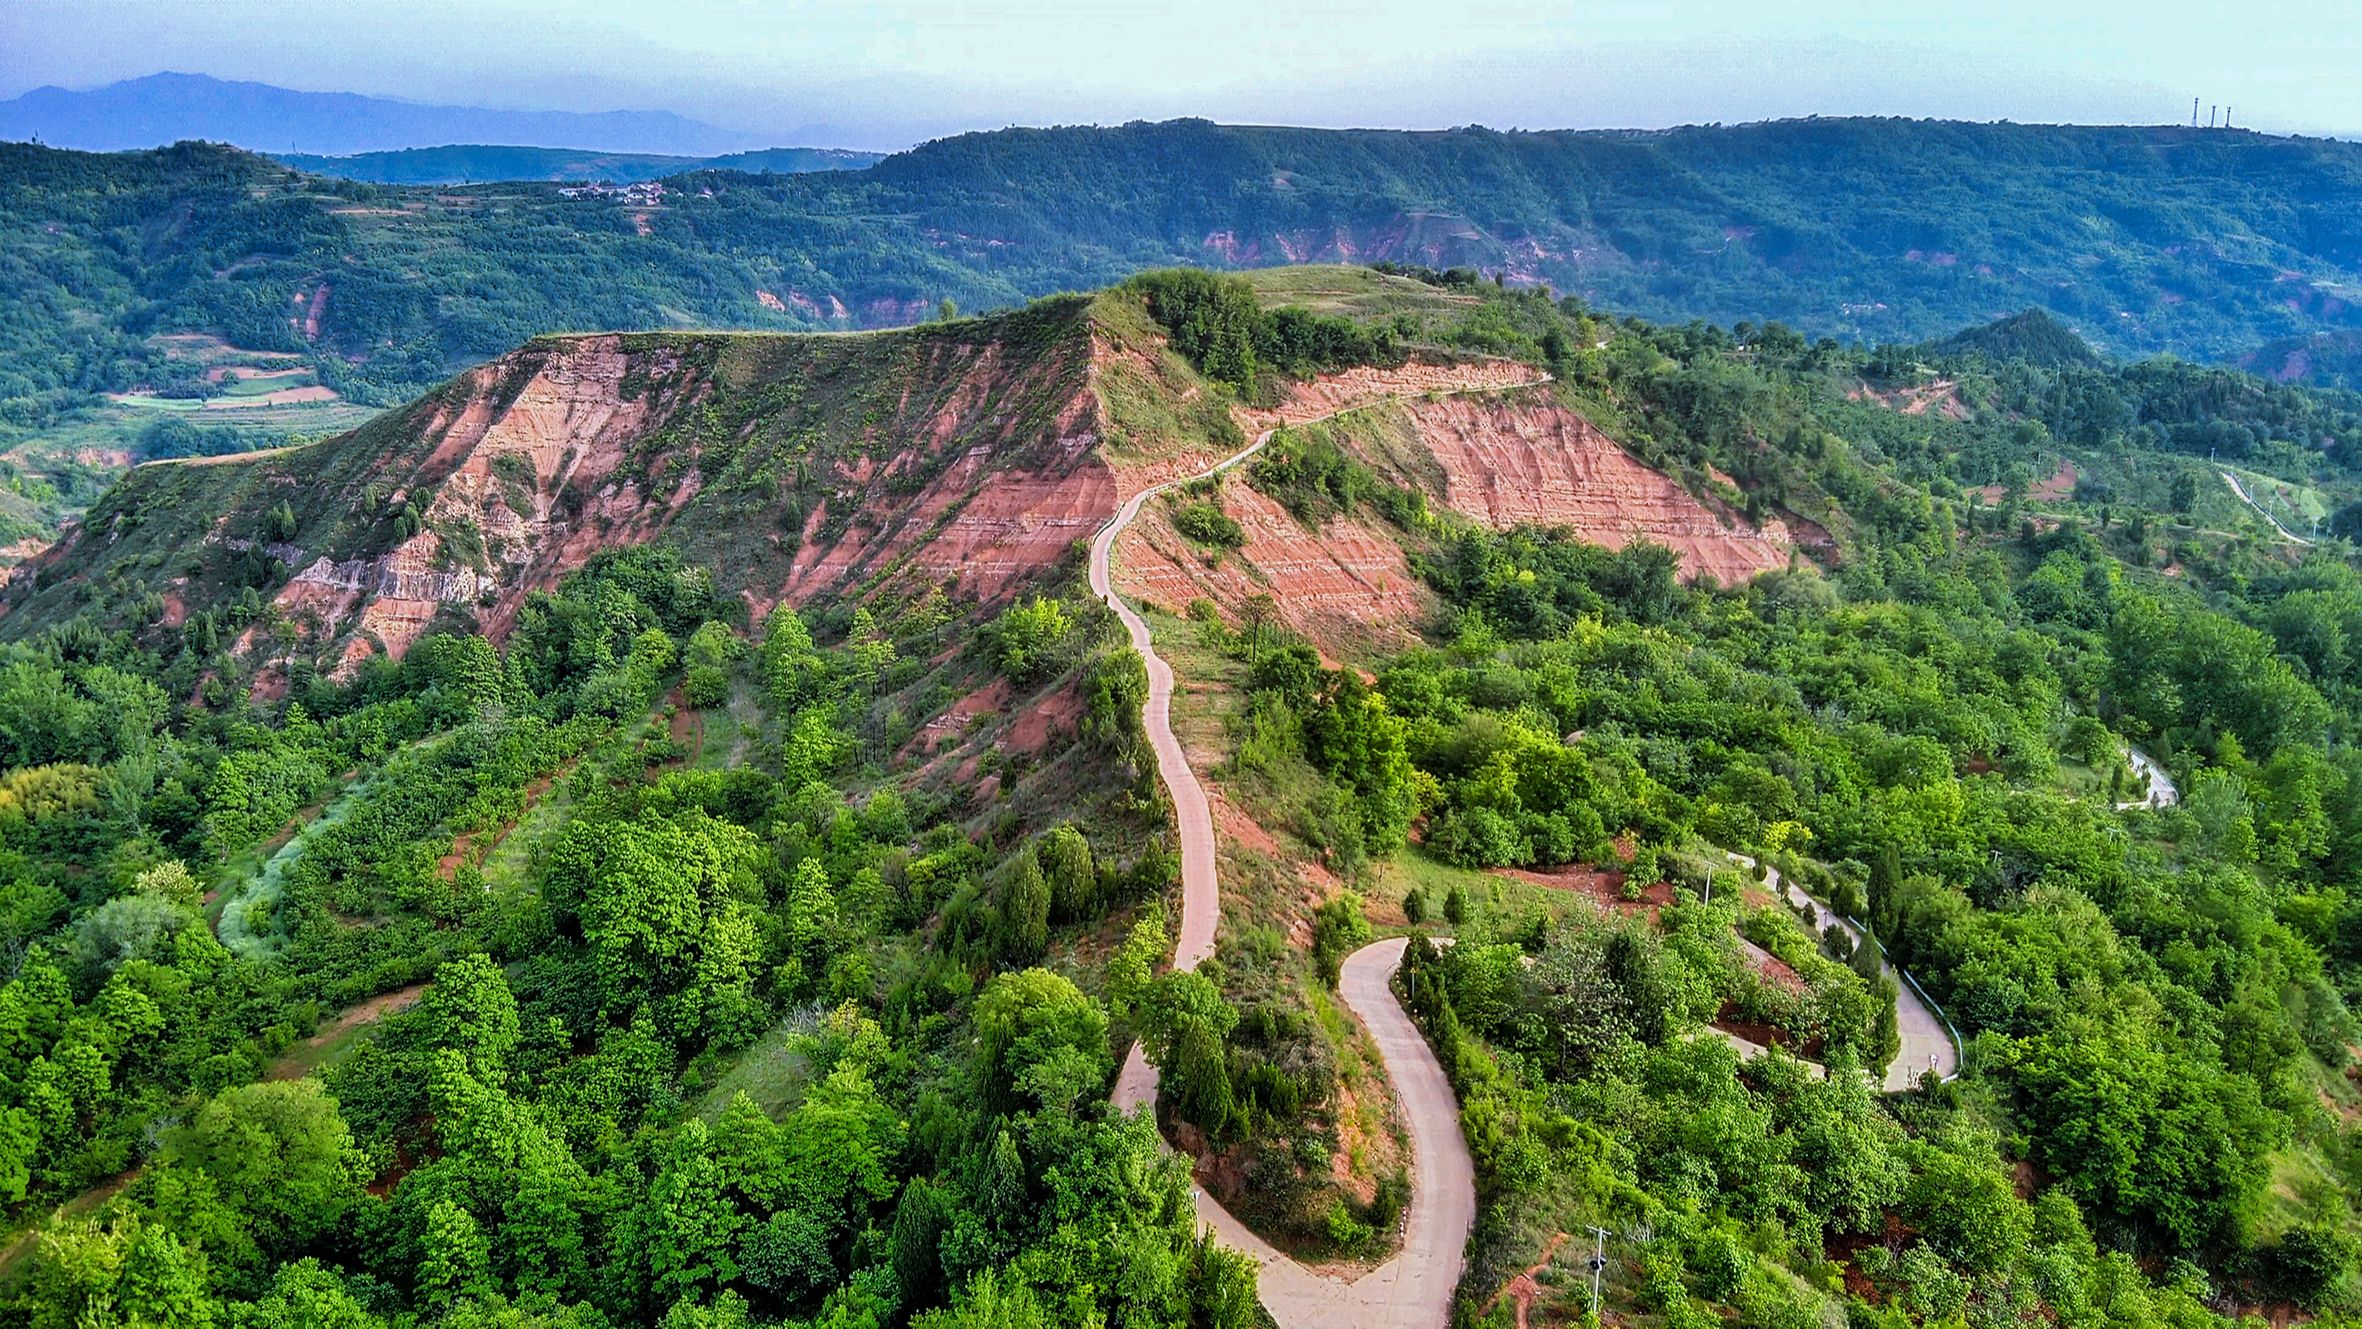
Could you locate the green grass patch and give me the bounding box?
[1238,264,1483,322]
[694,1008,817,1122]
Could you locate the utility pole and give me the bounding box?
[1587,1226,1612,1319]
[2192,97,2200,128]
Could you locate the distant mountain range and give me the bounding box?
[271,144,883,185]
[0,71,801,156]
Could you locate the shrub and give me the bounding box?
[1324,1199,1374,1250]
[1310,892,1372,987]
[1172,502,1246,547]
[2259,1224,2359,1310]
[991,597,1073,683]
[684,664,729,708]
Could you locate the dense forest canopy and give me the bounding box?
[1,267,2362,1327]
[1115,269,2362,1324]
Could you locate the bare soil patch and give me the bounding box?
[1493,863,1659,913]
[438,765,569,880]
[1004,682,1084,755]
[1978,461,2077,504]
[1481,1231,1571,1329]
[267,982,428,1081]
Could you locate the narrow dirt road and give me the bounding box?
[1110,937,1477,1325]
[1727,852,1959,1090]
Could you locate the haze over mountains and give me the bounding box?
[0,71,831,155]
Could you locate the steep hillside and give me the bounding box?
[2245,327,2362,392]
[5,300,1109,674]
[3,273,1789,689]
[1116,386,1786,654]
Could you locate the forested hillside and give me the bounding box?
[3,267,2362,1328]
[271,145,884,186]
[9,115,2362,548]
[1110,269,2362,1324]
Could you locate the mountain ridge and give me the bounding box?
[11,115,2362,552]
[0,71,775,155]
[270,143,885,185]
[0,276,1778,694]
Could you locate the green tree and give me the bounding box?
[1104,906,1167,1022]
[739,1209,835,1304]
[556,809,763,1021]
[971,969,1111,1119]
[781,710,849,790]
[232,1260,387,1329]
[992,844,1052,965]
[26,1214,215,1329]
[685,664,730,709]
[782,856,839,993]
[418,1199,493,1310]
[1037,824,1096,923]
[891,1177,953,1312]
[1081,648,1148,755]
[915,1268,1049,1329]
[174,1079,367,1249]
[631,1118,745,1307]
[418,953,520,1077]
[991,597,1072,683]
[781,1064,903,1222]
[2170,469,2199,514]
[0,1106,36,1204]
[761,608,828,710]
[1310,891,1373,987]
[1135,970,1241,1132]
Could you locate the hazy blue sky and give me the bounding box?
[5,0,2356,147]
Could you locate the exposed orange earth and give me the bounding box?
[26,304,1800,685]
[1118,371,1789,653]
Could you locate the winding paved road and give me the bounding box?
[1726,852,1959,1090]
[1092,409,1486,1329]
[2119,744,2179,811]
[2222,471,2313,545]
